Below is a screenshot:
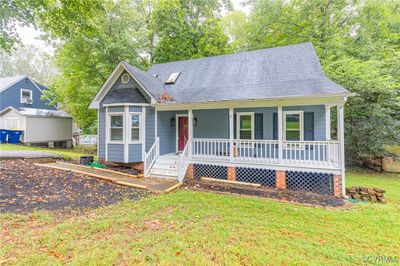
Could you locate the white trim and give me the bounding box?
[155,108,158,141]
[337,104,346,195]
[141,106,146,161]
[229,107,234,162]
[283,111,304,141]
[107,112,124,144]
[20,89,33,104]
[97,109,100,158]
[89,62,156,109]
[128,112,143,144]
[124,106,129,163]
[278,106,283,164]
[121,73,130,84]
[103,103,150,107]
[325,105,331,140]
[175,114,188,153]
[105,106,109,161]
[153,94,354,111]
[188,109,193,157]
[236,112,254,140]
[4,117,20,130]
[0,75,27,93]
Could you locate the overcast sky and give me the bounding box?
[17,0,251,52]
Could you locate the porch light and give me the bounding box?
[170,118,176,127]
[193,117,197,126]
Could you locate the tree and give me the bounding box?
[242,0,400,162]
[0,44,58,84]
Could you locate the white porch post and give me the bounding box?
[278,106,283,164]
[325,105,331,140]
[229,107,234,162]
[188,108,193,157]
[337,104,345,195]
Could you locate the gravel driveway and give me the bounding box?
[0,160,150,213]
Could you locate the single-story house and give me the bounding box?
[0,75,73,146]
[89,42,354,197]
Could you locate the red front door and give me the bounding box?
[178,116,188,152]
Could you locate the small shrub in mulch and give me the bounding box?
[185,179,345,207]
[0,160,151,213]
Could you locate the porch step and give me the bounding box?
[148,154,180,180]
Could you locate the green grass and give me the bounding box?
[0,144,96,160]
[1,170,399,265]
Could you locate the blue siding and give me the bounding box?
[0,77,57,111]
[98,107,106,159]
[234,107,277,139]
[193,109,229,138]
[129,144,142,162]
[146,107,155,152]
[157,110,187,155]
[107,144,124,162]
[108,106,124,112]
[129,106,142,112]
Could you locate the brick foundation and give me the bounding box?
[186,164,194,179]
[333,175,343,197]
[227,166,236,181]
[276,170,286,190]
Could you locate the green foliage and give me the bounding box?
[240,0,400,161]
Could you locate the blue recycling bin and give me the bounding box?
[0,129,9,143]
[9,130,23,144]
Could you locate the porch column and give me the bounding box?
[278,106,283,164]
[229,108,234,162]
[325,105,331,140]
[337,104,345,195]
[188,108,193,157]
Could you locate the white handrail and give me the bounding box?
[178,138,191,182]
[144,137,159,177]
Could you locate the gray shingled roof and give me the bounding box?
[126,43,349,103]
[0,107,71,118]
[102,88,149,104]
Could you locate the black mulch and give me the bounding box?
[185,179,345,207]
[0,160,151,213]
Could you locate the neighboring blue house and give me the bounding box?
[0,75,73,146]
[90,43,354,197]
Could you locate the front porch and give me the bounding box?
[145,103,345,192]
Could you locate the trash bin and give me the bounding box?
[80,156,94,165]
[9,130,23,144]
[0,129,8,143]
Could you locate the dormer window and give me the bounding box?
[20,89,33,104]
[165,72,181,84]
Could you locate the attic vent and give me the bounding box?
[121,73,130,84]
[165,72,181,84]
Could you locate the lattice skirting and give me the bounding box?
[236,167,276,188]
[286,170,334,195]
[194,164,228,180]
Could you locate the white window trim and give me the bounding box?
[283,111,304,141]
[107,112,124,144]
[129,112,143,144]
[20,89,33,104]
[236,112,254,140]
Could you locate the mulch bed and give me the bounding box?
[0,160,151,213]
[185,179,345,207]
[71,159,141,175]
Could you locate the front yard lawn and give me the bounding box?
[0,143,96,160]
[1,170,399,265]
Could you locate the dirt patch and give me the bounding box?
[0,160,151,213]
[184,179,345,207]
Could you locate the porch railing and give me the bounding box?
[178,138,191,182]
[144,137,159,177]
[191,138,340,168]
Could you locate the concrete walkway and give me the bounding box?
[35,161,181,193]
[0,150,62,160]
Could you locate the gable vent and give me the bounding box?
[165,72,181,84]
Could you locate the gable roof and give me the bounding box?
[90,43,352,108]
[146,42,350,103]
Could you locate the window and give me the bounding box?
[237,112,254,139]
[283,111,304,141]
[165,72,181,84]
[121,73,130,84]
[130,114,141,142]
[20,89,32,104]
[109,115,123,141]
